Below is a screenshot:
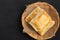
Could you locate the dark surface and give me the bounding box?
[0,0,60,40]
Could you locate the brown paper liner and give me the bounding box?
[21,2,59,40]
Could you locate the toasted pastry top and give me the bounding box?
[25,6,55,36]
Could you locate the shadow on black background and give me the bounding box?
[0,0,60,40]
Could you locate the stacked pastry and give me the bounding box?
[25,6,55,36]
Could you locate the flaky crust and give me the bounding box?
[21,2,59,40]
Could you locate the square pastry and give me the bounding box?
[25,6,55,36]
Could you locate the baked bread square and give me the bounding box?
[25,6,55,36]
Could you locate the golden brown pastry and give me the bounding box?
[22,2,59,40]
[25,6,55,36]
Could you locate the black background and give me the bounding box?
[0,0,60,40]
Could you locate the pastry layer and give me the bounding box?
[25,6,55,36]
